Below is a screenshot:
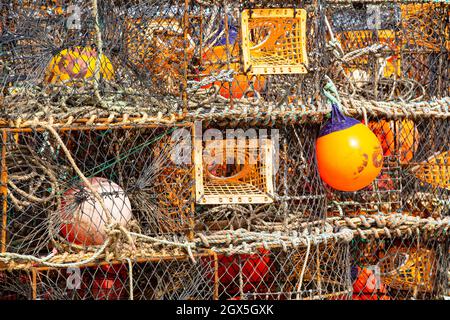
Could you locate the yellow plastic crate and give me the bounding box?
[412,151,450,190]
[379,247,436,293]
[241,8,308,75]
[194,137,274,205]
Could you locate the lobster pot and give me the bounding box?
[2,1,449,118]
[327,114,449,218]
[0,0,326,118]
[0,123,194,257]
[0,254,215,300]
[350,236,449,300]
[328,2,450,100]
[1,0,190,114]
[210,242,351,300]
[193,123,327,234]
[402,118,450,218]
[194,128,275,206]
[185,0,318,108]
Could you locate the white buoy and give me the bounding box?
[59,177,132,246]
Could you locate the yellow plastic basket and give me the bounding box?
[412,151,450,190]
[194,137,274,205]
[379,247,436,292]
[241,8,308,75]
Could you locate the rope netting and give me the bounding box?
[0,0,449,300]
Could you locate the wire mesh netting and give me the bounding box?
[349,235,449,300]
[1,124,194,256]
[1,1,448,118]
[0,0,449,300]
[211,242,352,300]
[193,123,328,233]
[327,117,449,218]
[0,254,216,300]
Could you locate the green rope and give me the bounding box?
[322,78,342,108]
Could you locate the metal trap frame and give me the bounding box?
[0,121,196,257]
[0,252,217,300]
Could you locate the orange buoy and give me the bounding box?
[316,104,384,191]
[352,267,378,294]
[368,119,419,164]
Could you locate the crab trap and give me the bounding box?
[0,1,449,114]
[200,241,352,300]
[350,235,449,300]
[240,8,308,75]
[0,0,449,301]
[0,253,216,300]
[192,123,328,234]
[326,117,449,218]
[0,123,195,256]
[193,133,275,205]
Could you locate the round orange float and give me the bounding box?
[352,267,378,294]
[368,119,419,164]
[316,104,384,192]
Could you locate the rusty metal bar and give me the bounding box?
[1,129,7,253]
[0,122,192,133]
[31,268,37,300]
[212,251,219,300]
[182,0,190,114]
